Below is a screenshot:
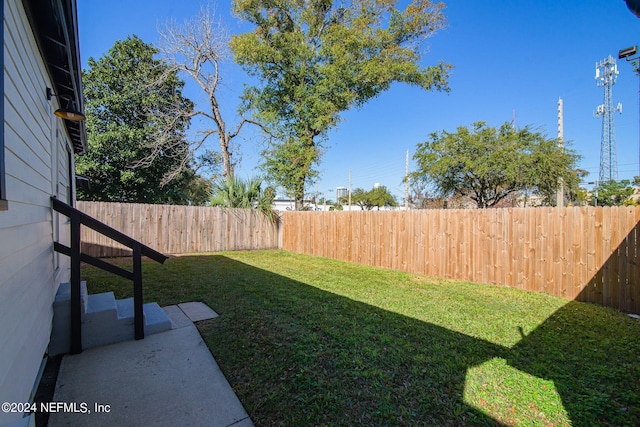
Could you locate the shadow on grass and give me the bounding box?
[85,254,640,426]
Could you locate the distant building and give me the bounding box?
[336,187,348,201]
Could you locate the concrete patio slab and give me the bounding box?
[178,302,218,322]
[178,302,219,322]
[48,304,252,427]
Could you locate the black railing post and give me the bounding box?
[133,243,144,340]
[70,210,82,354]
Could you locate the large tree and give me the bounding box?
[411,122,581,208]
[231,0,451,209]
[157,6,259,179]
[77,35,204,204]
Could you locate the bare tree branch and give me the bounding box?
[156,4,252,179]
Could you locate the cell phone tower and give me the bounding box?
[595,55,623,183]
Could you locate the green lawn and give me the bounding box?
[82,250,640,426]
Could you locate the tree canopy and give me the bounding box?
[594,180,636,206]
[341,186,398,210]
[368,186,399,210]
[231,0,451,209]
[411,122,581,208]
[76,35,207,204]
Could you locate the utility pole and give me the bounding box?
[556,98,564,207]
[405,150,409,210]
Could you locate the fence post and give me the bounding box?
[133,243,144,340]
[70,210,82,354]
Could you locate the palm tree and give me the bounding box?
[211,176,279,223]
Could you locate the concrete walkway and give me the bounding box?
[48,303,253,427]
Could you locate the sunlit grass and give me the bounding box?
[465,358,570,426]
[83,250,640,426]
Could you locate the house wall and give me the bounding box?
[0,0,73,422]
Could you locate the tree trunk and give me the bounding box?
[293,134,317,210]
[294,175,306,210]
[213,89,234,178]
[218,131,234,179]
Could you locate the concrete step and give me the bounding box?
[82,297,173,349]
[85,292,118,322]
[144,302,174,334]
[116,298,173,334]
[49,282,173,355]
[52,281,89,317]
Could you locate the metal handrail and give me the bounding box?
[52,197,167,354]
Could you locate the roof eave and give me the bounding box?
[22,0,87,155]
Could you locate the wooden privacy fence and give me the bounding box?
[77,201,281,256]
[282,207,640,314]
[76,202,640,313]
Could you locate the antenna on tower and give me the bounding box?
[595,54,622,183]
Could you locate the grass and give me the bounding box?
[82,250,640,426]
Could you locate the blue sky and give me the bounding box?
[78,1,640,202]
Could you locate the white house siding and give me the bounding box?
[0,0,72,423]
